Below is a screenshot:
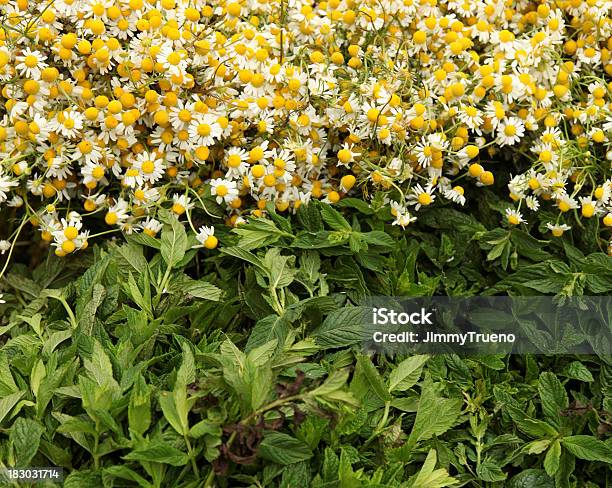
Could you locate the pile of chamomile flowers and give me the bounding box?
[0,0,611,258]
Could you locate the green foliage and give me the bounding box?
[0,202,611,486]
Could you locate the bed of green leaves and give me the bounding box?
[1,191,612,487]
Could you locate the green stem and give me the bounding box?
[184,435,200,480]
[0,216,28,282]
[57,297,78,329]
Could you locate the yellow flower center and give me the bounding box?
[24,55,38,68]
[167,52,181,65]
[141,160,155,174]
[198,123,211,136]
[418,193,432,205]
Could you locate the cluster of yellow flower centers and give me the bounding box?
[0,0,611,254]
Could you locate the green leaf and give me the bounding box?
[123,441,189,466]
[159,389,189,436]
[538,372,568,426]
[296,203,323,231]
[128,375,151,437]
[264,248,296,289]
[505,403,559,438]
[0,391,25,424]
[103,466,151,487]
[388,355,429,393]
[355,354,391,402]
[10,417,44,466]
[409,449,458,488]
[320,203,351,231]
[233,218,290,250]
[220,246,267,274]
[246,315,289,352]
[562,436,612,463]
[360,231,395,249]
[114,241,149,276]
[128,232,161,249]
[408,378,462,446]
[562,361,594,382]
[77,283,105,335]
[83,340,118,390]
[544,440,561,477]
[169,274,223,301]
[313,307,366,348]
[476,458,507,482]
[160,211,189,269]
[508,469,554,488]
[176,339,196,386]
[0,352,18,395]
[258,432,313,465]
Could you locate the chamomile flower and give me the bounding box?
[0,171,18,203]
[546,222,571,237]
[134,152,166,184]
[505,208,526,225]
[210,178,239,205]
[51,110,84,138]
[105,198,130,226]
[496,117,525,146]
[408,183,436,210]
[458,106,484,132]
[444,186,466,205]
[195,225,218,249]
[16,49,47,79]
[140,218,163,237]
[189,114,223,147]
[393,210,417,228]
[336,143,361,168]
[171,194,194,215]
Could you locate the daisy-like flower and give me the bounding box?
[140,218,163,237]
[171,194,194,215]
[0,293,5,304]
[157,43,188,77]
[0,170,18,203]
[579,197,598,218]
[506,208,526,225]
[122,166,144,188]
[74,138,103,165]
[105,198,130,226]
[195,225,218,249]
[457,106,484,132]
[336,143,361,168]
[133,187,160,205]
[134,151,166,184]
[51,110,84,138]
[408,183,436,210]
[546,222,571,237]
[15,48,47,79]
[556,194,579,213]
[189,114,223,147]
[496,117,525,146]
[210,178,239,205]
[444,186,466,205]
[224,147,250,178]
[52,215,88,254]
[393,210,417,228]
[414,139,435,167]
